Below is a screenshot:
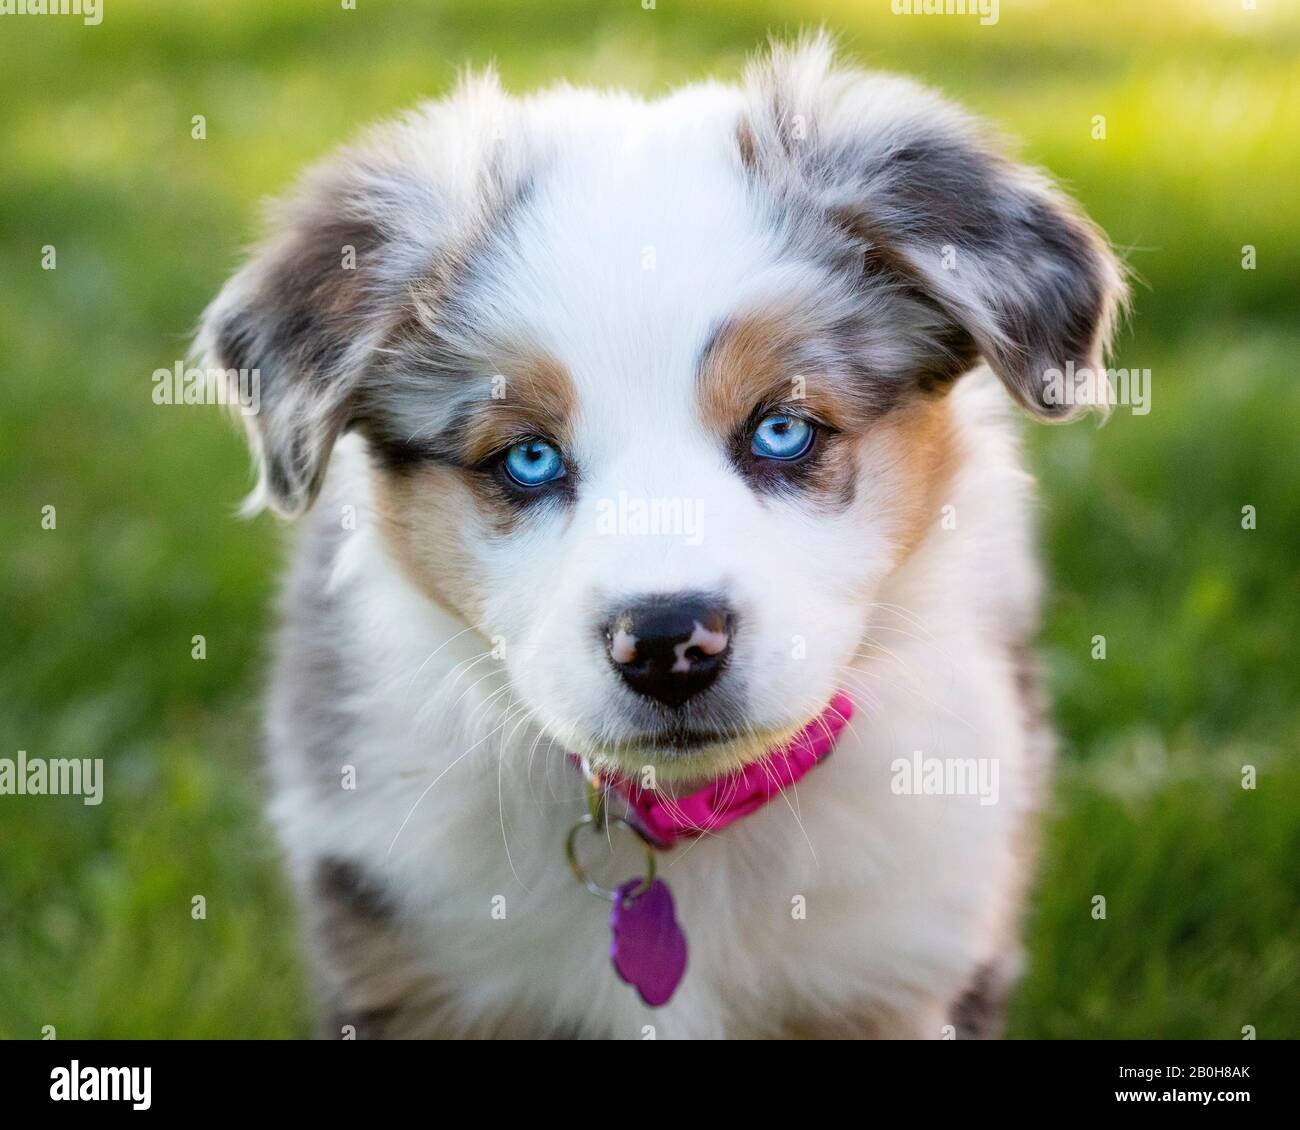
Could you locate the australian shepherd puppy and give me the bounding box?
[198,35,1124,1039]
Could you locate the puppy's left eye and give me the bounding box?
[503,439,567,487]
[751,414,815,461]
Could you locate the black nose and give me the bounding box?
[606,595,733,708]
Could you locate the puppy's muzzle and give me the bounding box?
[605,595,733,708]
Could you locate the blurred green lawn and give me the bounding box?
[1,0,1297,1038]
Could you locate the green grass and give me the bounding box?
[1,0,1297,1038]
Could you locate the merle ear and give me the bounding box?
[744,36,1128,418]
[195,147,443,517]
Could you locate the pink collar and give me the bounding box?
[567,692,854,1007]
[600,692,854,847]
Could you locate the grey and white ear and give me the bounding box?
[743,35,1128,418]
[195,72,515,516]
[195,152,423,516]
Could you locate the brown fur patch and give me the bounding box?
[460,348,577,466]
[735,117,759,173]
[859,393,960,562]
[697,308,852,509]
[697,306,956,515]
[367,345,576,606]
[371,462,490,622]
[698,306,871,438]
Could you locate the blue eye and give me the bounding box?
[751,414,814,461]
[503,439,566,487]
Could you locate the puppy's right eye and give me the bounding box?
[502,439,567,487]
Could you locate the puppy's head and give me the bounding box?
[198,37,1124,782]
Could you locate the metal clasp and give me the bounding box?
[566,772,656,901]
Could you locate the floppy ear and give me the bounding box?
[195,72,516,516]
[744,36,1127,418]
[195,153,427,516]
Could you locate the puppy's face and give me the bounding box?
[200,39,1123,781]
[369,250,954,779]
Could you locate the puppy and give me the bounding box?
[198,35,1124,1039]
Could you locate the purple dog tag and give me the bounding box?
[609,878,688,1007]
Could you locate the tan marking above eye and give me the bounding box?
[695,306,870,442]
[459,347,577,466]
[697,307,799,438]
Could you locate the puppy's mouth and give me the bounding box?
[563,700,844,786]
[621,726,741,753]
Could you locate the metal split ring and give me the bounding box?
[565,814,656,902]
